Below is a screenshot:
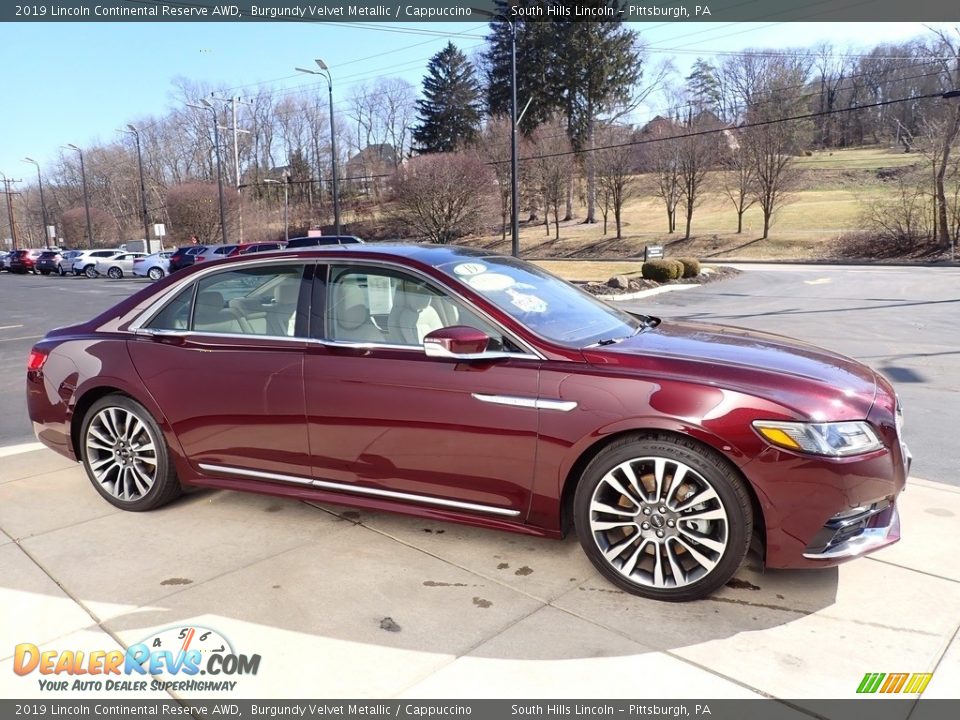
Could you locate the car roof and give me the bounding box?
[219,243,497,269]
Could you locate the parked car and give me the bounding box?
[168,246,206,273]
[237,242,285,255]
[71,249,124,277]
[193,244,239,264]
[10,249,44,274]
[56,250,82,276]
[284,235,363,248]
[133,251,175,281]
[95,252,148,279]
[25,245,910,602]
[0,251,11,271]
[36,250,63,276]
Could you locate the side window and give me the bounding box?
[146,285,195,331]
[325,265,508,348]
[191,264,305,337]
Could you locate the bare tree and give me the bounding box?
[530,120,576,240]
[166,182,240,245]
[594,124,637,239]
[61,207,117,247]
[640,121,683,233]
[678,114,721,239]
[721,137,758,234]
[391,153,495,244]
[924,29,960,250]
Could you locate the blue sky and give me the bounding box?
[0,21,948,176]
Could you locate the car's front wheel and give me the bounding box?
[147,266,164,280]
[107,267,122,279]
[79,394,182,511]
[84,265,98,278]
[573,434,752,602]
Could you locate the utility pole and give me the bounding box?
[0,175,22,250]
[213,95,252,242]
[23,158,51,246]
[188,101,228,245]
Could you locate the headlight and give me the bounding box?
[752,420,884,457]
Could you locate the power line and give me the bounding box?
[499,90,947,165]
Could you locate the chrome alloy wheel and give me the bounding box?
[84,407,158,501]
[588,456,730,589]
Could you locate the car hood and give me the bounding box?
[581,320,878,420]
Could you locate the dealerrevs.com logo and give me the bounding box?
[13,626,261,693]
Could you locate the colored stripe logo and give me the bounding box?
[857,672,932,694]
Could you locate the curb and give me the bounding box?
[603,284,699,302]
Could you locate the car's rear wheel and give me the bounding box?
[79,395,182,511]
[148,267,164,281]
[573,434,751,602]
[84,265,98,279]
[107,267,122,279]
[57,265,66,276]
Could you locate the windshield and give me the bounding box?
[437,256,643,347]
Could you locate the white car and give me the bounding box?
[95,252,148,279]
[133,251,174,281]
[72,249,124,277]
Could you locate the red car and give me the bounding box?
[25,246,909,601]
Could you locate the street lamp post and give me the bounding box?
[264,177,289,242]
[509,19,519,258]
[63,144,94,249]
[188,100,228,245]
[118,125,153,252]
[23,157,51,247]
[296,60,341,236]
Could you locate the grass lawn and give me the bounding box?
[467,146,927,262]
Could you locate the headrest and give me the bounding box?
[397,279,432,312]
[197,291,224,309]
[338,304,369,330]
[275,282,299,304]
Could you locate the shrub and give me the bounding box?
[677,257,701,278]
[641,259,683,282]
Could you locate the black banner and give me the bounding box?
[2,700,960,720]
[2,0,959,23]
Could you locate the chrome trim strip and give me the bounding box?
[136,328,308,345]
[198,463,521,517]
[471,394,577,412]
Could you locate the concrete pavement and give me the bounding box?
[1,445,957,713]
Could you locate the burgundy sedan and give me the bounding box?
[25,245,909,601]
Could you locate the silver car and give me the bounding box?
[95,252,148,279]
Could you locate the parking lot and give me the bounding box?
[1,264,958,709]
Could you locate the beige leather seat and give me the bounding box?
[386,279,444,345]
[263,281,299,336]
[330,276,384,343]
[194,290,251,334]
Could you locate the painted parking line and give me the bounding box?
[0,324,25,331]
[0,442,45,458]
[0,335,42,343]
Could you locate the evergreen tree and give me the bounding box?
[685,58,722,117]
[412,42,483,154]
[484,2,641,221]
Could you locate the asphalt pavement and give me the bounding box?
[621,263,959,487]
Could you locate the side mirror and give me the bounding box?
[423,326,494,360]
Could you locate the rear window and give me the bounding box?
[40,251,59,259]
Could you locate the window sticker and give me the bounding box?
[466,272,515,292]
[506,287,548,313]
[453,262,488,276]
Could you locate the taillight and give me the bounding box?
[27,348,49,372]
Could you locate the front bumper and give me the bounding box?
[802,501,900,560]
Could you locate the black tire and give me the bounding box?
[84,265,98,279]
[573,433,752,602]
[148,267,164,281]
[57,265,66,276]
[108,267,122,279]
[79,394,182,511]
[40,270,50,276]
